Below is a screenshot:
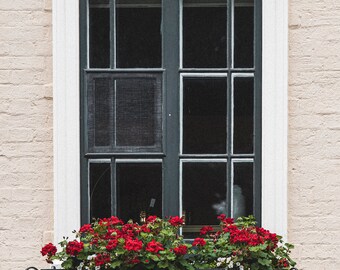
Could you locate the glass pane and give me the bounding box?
[87,73,162,153]
[94,78,112,147]
[115,76,162,150]
[90,162,111,219]
[234,0,254,68]
[182,162,227,225]
[233,162,253,219]
[183,0,227,68]
[117,163,162,222]
[89,1,110,68]
[183,78,227,154]
[116,0,162,68]
[233,76,254,154]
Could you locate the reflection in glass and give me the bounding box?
[234,1,254,67]
[183,78,227,154]
[90,163,111,219]
[183,0,227,68]
[117,163,162,222]
[116,0,162,68]
[182,162,226,225]
[89,1,110,68]
[233,77,254,154]
[233,162,253,219]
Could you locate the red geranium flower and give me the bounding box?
[173,245,188,256]
[124,238,143,252]
[145,240,164,253]
[169,216,184,226]
[65,240,84,256]
[192,238,206,247]
[146,215,158,223]
[128,257,141,264]
[106,239,118,251]
[40,243,57,256]
[79,224,94,234]
[95,253,111,266]
[200,225,213,235]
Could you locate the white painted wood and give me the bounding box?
[261,0,288,238]
[53,0,81,243]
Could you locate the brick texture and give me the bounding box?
[0,0,53,269]
[288,1,340,269]
[0,0,339,269]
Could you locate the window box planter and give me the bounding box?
[39,216,297,270]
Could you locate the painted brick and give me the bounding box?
[0,0,53,269]
[288,1,340,269]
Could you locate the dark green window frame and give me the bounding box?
[79,0,262,227]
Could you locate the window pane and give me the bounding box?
[116,0,162,68]
[182,162,226,225]
[94,78,112,147]
[183,78,227,154]
[234,1,254,68]
[87,73,162,153]
[115,76,162,150]
[183,0,227,68]
[90,162,111,219]
[233,76,254,154]
[117,163,162,222]
[233,162,253,219]
[89,1,110,68]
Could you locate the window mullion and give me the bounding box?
[163,0,180,218]
[110,0,116,68]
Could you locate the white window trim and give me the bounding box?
[52,0,288,243]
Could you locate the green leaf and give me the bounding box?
[110,261,122,268]
[258,258,271,266]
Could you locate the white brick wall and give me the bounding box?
[0,0,53,269]
[0,0,339,269]
[288,1,340,269]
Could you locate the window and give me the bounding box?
[54,0,289,243]
[80,0,261,237]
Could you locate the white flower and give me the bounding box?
[228,261,233,268]
[87,254,96,260]
[239,266,244,270]
[226,257,231,264]
[95,266,101,270]
[236,262,240,266]
[217,262,222,267]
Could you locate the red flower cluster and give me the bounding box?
[40,243,57,256]
[278,258,289,268]
[128,257,140,264]
[95,253,111,266]
[66,240,84,256]
[217,214,234,224]
[124,238,143,251]
[79,224,94,234]
[146,240,164,253]
[173,245,188,256]
[192,238,206,247]
[200,225,213,235]
[99,216,124,227]
[106,239,118,251]
[146,215,158,223]
[169,216,184,226]
[221,220,278,248]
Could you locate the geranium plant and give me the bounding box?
[41,215,193,270]
[191,215,296,270]
[41,215,296,270]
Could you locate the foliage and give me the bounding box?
[191,215,296,270]
[41,215,296,270]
